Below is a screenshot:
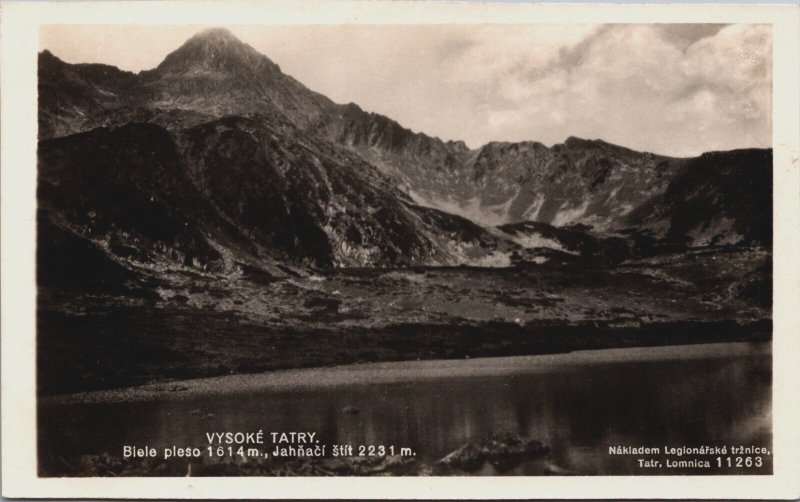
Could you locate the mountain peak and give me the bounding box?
[190,27,240,43]
[154,27,276,76]
[564,136,595,147]
[39,49,66,66]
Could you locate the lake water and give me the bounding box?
[39,342,772,475]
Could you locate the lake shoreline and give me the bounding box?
[38,302,770,397]
[41,340,772,406]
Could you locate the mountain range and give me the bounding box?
[38,28,771,276]
[36,28,772,396]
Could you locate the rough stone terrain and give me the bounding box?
[36,28,772,398]
[38,244,769,396]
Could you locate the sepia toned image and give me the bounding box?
[2,1,799,497]
[31,21,776,479]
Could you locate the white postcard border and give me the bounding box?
[2,1,798,499]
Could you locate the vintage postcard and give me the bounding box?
[2,0,799,499]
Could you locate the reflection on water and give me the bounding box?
[40,342,771,475]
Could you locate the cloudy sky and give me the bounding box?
[41,24,771,156]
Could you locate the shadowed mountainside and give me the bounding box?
[39,118,516,276]
[39,28,771,244]
[37,28,772,397]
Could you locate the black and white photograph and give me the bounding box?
[2,1,800,498]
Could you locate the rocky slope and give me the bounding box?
[626,148,772,246]
[39,29,522,274]
[36,28,772,400]
[39,118,515,283]
[39,28,771,250]
[325,111,687,230]
[38,29,332,137]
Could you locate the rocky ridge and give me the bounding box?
[39,28,772,253]
[36,28,772,400]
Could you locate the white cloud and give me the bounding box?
[442,23,771,156]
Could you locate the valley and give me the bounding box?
[36,28,772,398]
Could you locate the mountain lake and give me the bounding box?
[39,341,771,476]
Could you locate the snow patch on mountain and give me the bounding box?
[508,233,571,253]
[521,194,546,221]
[552,200,590,227]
